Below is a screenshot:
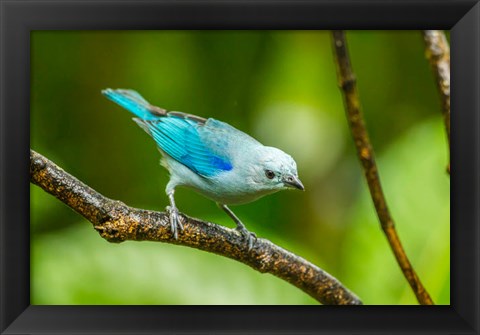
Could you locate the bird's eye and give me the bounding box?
[265,170,275,179]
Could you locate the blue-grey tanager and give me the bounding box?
[102,88,304,249]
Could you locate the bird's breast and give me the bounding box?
[190,170,279,205]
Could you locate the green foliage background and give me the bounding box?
[30,30,450,305]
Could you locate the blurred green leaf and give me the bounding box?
[31,223,317,305]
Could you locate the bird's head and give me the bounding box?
[251,146,304,192]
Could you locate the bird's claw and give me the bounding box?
[235,226,257,250]
[166,205,183,239]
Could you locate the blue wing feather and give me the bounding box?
[145,117,233,177]
[103,88,233,177]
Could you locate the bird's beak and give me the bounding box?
[283,175,305,191]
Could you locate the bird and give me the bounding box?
[102,88,304,249]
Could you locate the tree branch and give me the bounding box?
[331,30,434,305]
[422,30,451,174]
[30,149,362,305]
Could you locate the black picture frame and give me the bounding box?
[1,0,478,334]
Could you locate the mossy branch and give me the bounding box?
[422,30,451,174]
[30,149,362,305]
[331,30,434,305]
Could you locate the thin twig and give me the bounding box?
[422,30,451,174]
[331,30,434,305]
[30,149,362,305]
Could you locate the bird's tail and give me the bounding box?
[102,88,166,120]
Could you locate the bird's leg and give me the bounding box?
[166,189,183,239]
[218,203,256,250]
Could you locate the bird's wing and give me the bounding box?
[134,116,233,177]
[103,88,259,176]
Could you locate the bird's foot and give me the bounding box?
[217,203,257,251]
[235,225,257,251]
[166,205,184,239]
